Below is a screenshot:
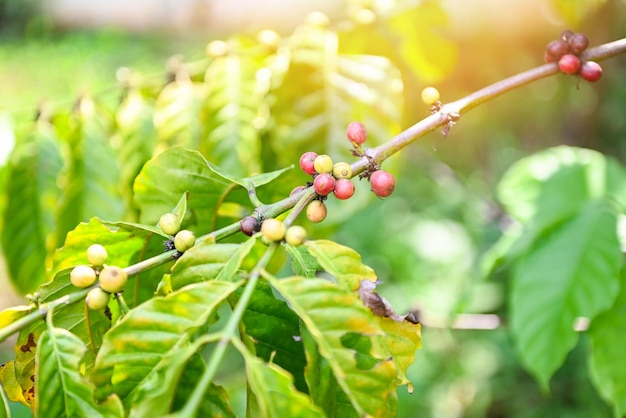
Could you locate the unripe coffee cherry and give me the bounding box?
[332,162,352,179]
[558,54,581,74]
[313,173,336,196]
[299,151,318,175]
[569,33,589,55]
[86,244,108,267]
[70,265,97,288]
[261,218,286,242]
[333,179,355,200]
[98,265,128,294]
[159,213,181,235]
[86,287,110,310]
[421,87,440,106]
[579,61,602,82]
[370,170,395,198]
[346,122,367,145]
[306,200,327,223]
[174,230,196,252]
[313,155,334,174]
[285,225,307,246]
[240,216,261,236]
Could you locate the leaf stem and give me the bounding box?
[0,288,90,343]
[179,244,277,417]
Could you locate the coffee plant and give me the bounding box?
[1,2,626,417]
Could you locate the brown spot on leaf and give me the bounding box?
[19,333,36,353]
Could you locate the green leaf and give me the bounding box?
[153,81,209,150]
[268,275,398,417]
[170,241,241,289]
[588,270,626,417]
[115,88,157,215]
[0,381,9,418]
[241,348,324,418]
[300,324,359,418]
[305,240,377,291]
[376,316,422,392]
[285,244,320,278]
[239,281,308,392]
[91,280,242,407]
[208,163,293,193]
[215,236,258,282]
[129,339,234,417]
[170,353,235,417]
[133,147,234,235]
[509,201,622,390]
[1,121,62,293]
[497,146,626,228]
[55,102,123,244]
[35,316,124,417]
[0,305,32,329]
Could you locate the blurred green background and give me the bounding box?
[1,0,625,417]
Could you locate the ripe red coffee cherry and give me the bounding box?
[560,29,574,42]
[86,287,110,310]
[346,122,367,145]
[240,216,261,236]
[580,61,602,82]
[159,213,181,236]
[313,154,334,174]
[332,162,352,179]
[545,39,569,62]
[306,200,327,223]
[98,265,128,294]
[569,33,589,55]
[86,244,108,267]
[261,218,286,242]
[558,54,581,75]
[285,225,307,246]
[174,230,196,252]
[313,173,336,196]
[333,179,355,200]
[299,151,318,175]
[370,170,395,198]
[70,265,97,288]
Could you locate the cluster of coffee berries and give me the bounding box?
[294,122,396,224]
[545,30,602,82]
[240,215,308,246]
[69,244,128,310]
[158,213,196,253]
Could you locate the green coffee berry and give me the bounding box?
[332,162,352,179]
[98,265,128,294]
[174,230,196,252]
[421,87,440,106]
[306,200,327,223]
[86,287,110,310]
[86,244,108,267]
[313,154,334,174]
[285,225,307,246]
[70,265,97,288]
[261,218,286,242]
[159,213,181,235]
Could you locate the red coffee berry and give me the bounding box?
[545,39,569,62]
[569,33,589,55]
[346,122,367,145]
[240,216,261,236]
[370,170,395,198]
[313,173,335,196]
[306,200,327,223]
[290,185,306,196]
[299,151,318,175]
[560,29,574,42]
[579,61,602,82]
[333,179,355,200]
[558,54,581,75]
